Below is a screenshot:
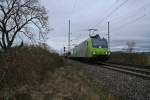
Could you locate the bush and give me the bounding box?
[0,45,65,88]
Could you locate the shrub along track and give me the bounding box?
[95,62,150,79]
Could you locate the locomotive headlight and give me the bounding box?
[98,46,102,48]
[105,52,108,55]
[93,51,96,55]
[106,51,110,55]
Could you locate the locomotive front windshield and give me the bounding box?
[91,35,108,48]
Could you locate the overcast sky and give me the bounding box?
[41,0,150,52]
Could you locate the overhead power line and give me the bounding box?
[108,2,150,25]
[89,0,117,28]
[94,1,150,34]
[108,14,147,33]
[93,0,129,28]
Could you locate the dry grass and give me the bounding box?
[0,45,65,87]
[148,56,150,65]
[0,45,116,100]
[109,52,149,65]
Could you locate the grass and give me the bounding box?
[109,52,149,66]
[148,56,150,65]
[0,45,116,100]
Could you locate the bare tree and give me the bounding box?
[126,41,136,53]
[0,0,49,51]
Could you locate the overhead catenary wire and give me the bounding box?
[93,0,129,28]
[102,14,148,34]
[107,2,150,26]
[74,1,149,35]
[89,0,117,27]
[71,0,127,39]
[112,15,147,32]
[71,0,118,36]
[97,2,150,34]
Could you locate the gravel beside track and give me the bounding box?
[70,60,150,100]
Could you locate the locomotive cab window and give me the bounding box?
[91,35,108,48]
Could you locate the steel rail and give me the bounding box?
[97,62,150,79]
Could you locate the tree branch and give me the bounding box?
[1,31,6,49]
[0,41,3,48]
[0,0,49,51]
[10,16,37,43]
[0,5,6,16]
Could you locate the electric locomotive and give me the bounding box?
[70,34,110,61]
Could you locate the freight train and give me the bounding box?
[69,34,110,61]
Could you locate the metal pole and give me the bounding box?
[108,21,110,50]
[68,20,71,53]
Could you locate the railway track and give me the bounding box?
[96,62,150,79]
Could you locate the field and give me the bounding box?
[108,52,150,66]
[148,56,150,65]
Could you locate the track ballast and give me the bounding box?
[96,62,150,79]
